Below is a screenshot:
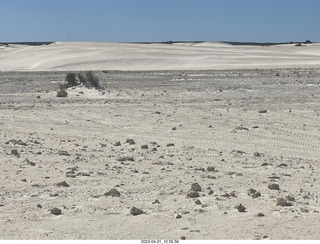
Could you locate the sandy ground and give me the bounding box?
[1,41,320,71]
[1,68,320,240]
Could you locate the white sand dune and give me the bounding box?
[1,42,320,71]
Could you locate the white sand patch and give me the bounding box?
[1,42,320,71]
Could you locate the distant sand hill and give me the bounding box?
[1,41,320,71]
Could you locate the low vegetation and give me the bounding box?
[59,71,103,91]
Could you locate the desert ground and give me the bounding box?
[1,42,320,240]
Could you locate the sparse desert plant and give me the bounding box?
[77,71,102,89]
[65,73,77,87]
[85,71,100,87]
[77,72,87,85]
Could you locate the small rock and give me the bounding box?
[207,166,215,172]
[114,141,121,146]
[56,181,69,187]
[117,157,135,162]
[141,145,149,149]
[126,139,135,145]
[256,213,265,217]
[166,143,175,147]
[187,191,200,198]
[58,150,70,156]
[258,109,267,114]
[254,152,261,157]
[181,237,186,240]
[221,192,230,198]
[57,90,68,97]
[11,149,20,157]
[37,204,42,208]
[25,159,36,166]
[172,127,177,130]
[268,183,280,190]
[152,199,160,204]
[208,190,214,195]
[50,208,62,215]
[21,178,27,182]
[195,199,202,205]
[77,172,90,177]
[276,197,290,207]
[175,214,182,219]
[191,183,202,192]
[104,189,121,197]
[130,207,144,216]
[247,188,261,198]
[261,163,269,166]
[235,203,246,212]
[286,195,296,202]
[277,164,288,168]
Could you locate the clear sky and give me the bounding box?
[1,0,319,43]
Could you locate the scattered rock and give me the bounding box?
[232,126,249,132]
[221,192,230,198]
[126,139,135,145]
[268,183,280,190]
[10,149,20,157]
[254,152,261,157]
[258,109,267,114]
[187,191,200,198]
[286,195,296,202]
[56,181,69,187]
[5,139,27,146]
[25,159,36,166]
[58,150,70,156]
[50,208,62,215]
[195,199,202,205]
[152,199,160,204]
[191,183,202,192]
[114,141,121,146]
[130,207,144,216]
[57,90,68,97]
[117,157,135,162]
[235,203,246,212]
[207,166,215,172]
[141,145,149,149]
[277,164,288,168]
[276,197,292,207]
[104,188,120,197]
[247,188,261,198]
[77,172,90,177]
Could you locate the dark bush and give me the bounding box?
[65,73,77,87]
[77,71,101,88]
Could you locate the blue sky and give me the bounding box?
[1,0,319,42]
